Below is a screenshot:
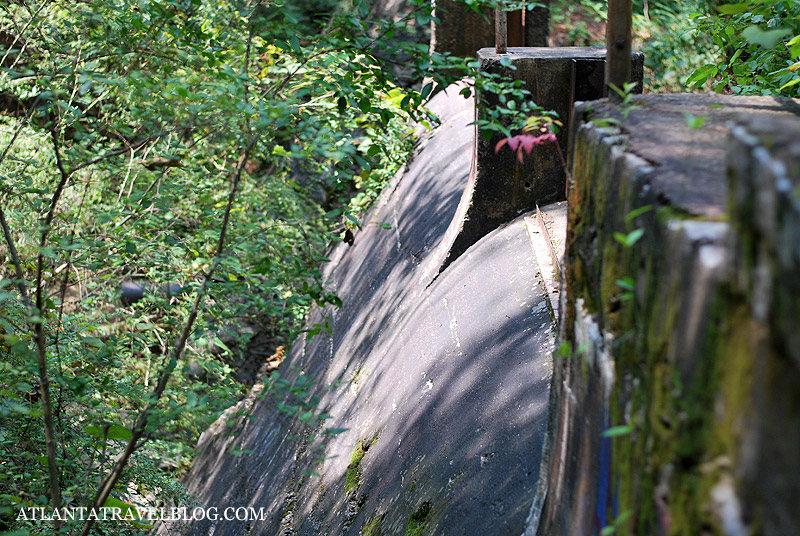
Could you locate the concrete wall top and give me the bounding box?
[569,93,800,218]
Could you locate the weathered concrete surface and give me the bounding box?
[440,48,644,272]
[525,201,567,320]
[432,1,549,58]
[535,94,800,535]
[176,87,555,536]
[726,115,800,535]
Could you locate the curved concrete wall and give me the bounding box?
[177,87,555,536]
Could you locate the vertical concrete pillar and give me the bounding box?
[431,1,550,58]
[439,47,643,270]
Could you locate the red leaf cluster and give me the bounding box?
[494,132,557,163]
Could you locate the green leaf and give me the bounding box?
[106,425,132,441]
[741,25,792,50]
[613,229,644,247]
[602,425,634,438]
[85,424,131,440]
[624,205,653,222]
[627,228,645,245]
[684,112,707,130]
[79,80,93,95]
[788,35,800,58]
[421,82,434,99]
[616,277,635,291]
[103,496,136,514]
[81,336,104,348]
[717,3,749,15]
[686,64,718,86]
[345,212,360,227]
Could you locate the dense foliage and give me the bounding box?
[689,0,800,96]
[550,0,800,96]
[0,0,546,534]
[1,0,794,534]
[549,0,718,92]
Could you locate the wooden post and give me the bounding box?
[495,9,507,54]
[507,9,524,47]
[605,0,632,100]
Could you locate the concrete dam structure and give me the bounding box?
[178,87,557,535]
[178,59,800,535]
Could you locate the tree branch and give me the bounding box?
[77,129,261,536]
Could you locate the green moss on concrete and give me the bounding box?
[361,512,384,536]
[561,99,779,535]
[589,204,745,533]
[600,238,626,322]
[346,444,365,493]
[405,501,432,536]
[710,303,755,456]
[626,289,751,534]
[346,436,379,494]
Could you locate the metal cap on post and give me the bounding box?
[605,0,632,100]
[495,8,507,54]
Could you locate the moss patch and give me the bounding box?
[405,501,432,536]
[361,512,384,536]
[346,436,378,494]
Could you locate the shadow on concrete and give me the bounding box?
[178,86,555,536]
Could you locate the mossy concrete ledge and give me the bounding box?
[533,94,800,535]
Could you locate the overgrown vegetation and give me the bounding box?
[0,0,492,533]
[1,0,794,534]
[550,0,718,92]
[550,0,800,96]
[689,0,800,96]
